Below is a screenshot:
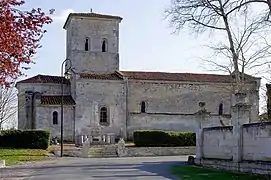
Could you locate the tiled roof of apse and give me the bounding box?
[41,95,75,105]
[16,75,70,85]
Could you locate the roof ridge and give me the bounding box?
[120,70,230,76]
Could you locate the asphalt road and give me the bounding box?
[0,156,188,180]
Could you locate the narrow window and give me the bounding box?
[85,38,89,51]
[53,111,58,125]
[219,103,223,115]
[102,39,108,52]
[100,107,108,124]
[141,101,146,113]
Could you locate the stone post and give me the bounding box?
[81,138,90,158]
[0,159,5,168]
[195,102,210,164]
[231,93,251,163]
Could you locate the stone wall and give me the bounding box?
[66,17,121,74]
[202,126,233,160]
[196,93,271,175]
[243,122,271,161]
[127,81,259,132]
[127,113,231,139]
[128,81,233,115]
[125,146,196,157]
[17,83,70,129]
[75,79,126,138]
[35,105,75,141]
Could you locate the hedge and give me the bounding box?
[0,130,50,149]
[133,130,196,147]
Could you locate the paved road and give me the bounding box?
[0,156,188,180]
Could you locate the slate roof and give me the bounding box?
[64,12,123,29]
[41,95,75,105]
[16,75,70,85]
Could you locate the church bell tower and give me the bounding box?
[63,12,122,74]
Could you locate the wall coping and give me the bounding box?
[203,126,233,131]
[243,122,271,128]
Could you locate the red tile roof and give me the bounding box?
[79,71,258,83]
[41,95,75,105]
[80,73,122,80]
[64,12,123,29]
[16,75,70,85]
[119,71,258,83]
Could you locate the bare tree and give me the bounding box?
[0,86,17,130]
[165,0,271,92]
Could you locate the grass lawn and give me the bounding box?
[0,149,49,165]
[171,165,270,180]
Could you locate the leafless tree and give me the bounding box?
[0,86,17,130]
[165,0,271,92]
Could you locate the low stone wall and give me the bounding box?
[125,146,196,157]
[197,158,271,175]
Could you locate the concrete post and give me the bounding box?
[231,93,251,163]
[195,102,210,164]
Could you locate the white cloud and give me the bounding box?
[52,9,75,23]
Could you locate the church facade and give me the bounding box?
[16,13,261,141]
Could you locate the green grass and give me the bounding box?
[171,165,270,180]
[0,149,49,165]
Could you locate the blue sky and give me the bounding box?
[19,0,215,79]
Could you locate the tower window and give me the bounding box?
[100,107,109,124]
[53,111,58,125]
[102,39,108,52]
[141,101,146,113]
[219,103,223,115]
[85,38,89,51]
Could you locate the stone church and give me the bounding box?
[16,12,261,141]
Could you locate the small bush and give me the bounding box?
[0,130,50,149]
[133,130,196,147]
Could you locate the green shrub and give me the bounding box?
[0,130,50,149]
[133,130,196,147]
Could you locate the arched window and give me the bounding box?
[141,101,146,113]
[102,39,108,52]
[219,103,223,115]
[85,38,89,51]
[100,107,108,124]
[53,111,58,125]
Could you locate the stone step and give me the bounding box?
[88,146,118,158]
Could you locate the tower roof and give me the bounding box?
[63,12,123,29]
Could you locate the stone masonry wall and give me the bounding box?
[202,126,234,160]
[75,79,126,138]
[36,105,75,141]
[127,113,231,139]
[17,83,70,130]
[242,122,271,161]
[129,81,231,115]
[125,146,196,157]
[66,17,120,74]
[128,81,258,117]
[127,81,259,138]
